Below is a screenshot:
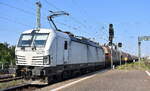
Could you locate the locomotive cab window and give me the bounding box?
[64,41,68,50]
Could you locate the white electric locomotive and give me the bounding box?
[15,28,105,84]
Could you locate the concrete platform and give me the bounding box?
[36,70,150,91]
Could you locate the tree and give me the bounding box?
[0,42,15,69]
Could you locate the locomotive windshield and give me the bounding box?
[33,33,49,47]
[18,33,49,47]
[18,34,32,47]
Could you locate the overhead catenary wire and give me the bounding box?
[0,1,105,41]
[0,1,79,31]
[94,30,108,43]
[0,2,34,15]
[44,0,60,10]
[22,0,49,13]
[44,0,89,29]
[55,21,79,30]
[70,0,92,27]
[101,25,109,38]
[24,0,80,31]
[70,0,109,42]
[1,0,113,47]
[43,0,86,35]
[0,16,32,28]
[43,0,97,38]
[70,0,105,30]
[23,1,79,30]
[21,0,36,11]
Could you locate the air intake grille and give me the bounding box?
[16,55,27,64]
[32,56,43,65]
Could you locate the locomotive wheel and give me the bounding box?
[71,70,80,77]
[62,71,69,80]
[56,74,62,82]
[80,69,86,75]
[47,76,53,84]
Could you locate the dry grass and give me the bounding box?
[0,79,25,90]
[116,61,150,70]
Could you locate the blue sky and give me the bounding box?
[0,0,150,56]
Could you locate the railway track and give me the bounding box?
[0,76,23,83]
[0,74,13,79]
[1,84,31,91]
[1,84,45,91]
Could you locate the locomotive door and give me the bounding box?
[63,39,69,64]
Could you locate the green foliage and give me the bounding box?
[0,42,15,68]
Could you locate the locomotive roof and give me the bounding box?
[22,28,51,33]
[70,36,100,47]
[22,28,101,47]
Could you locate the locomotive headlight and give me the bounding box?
[15,55,17,59]
[15,55,18,64]
[43,55,50,65]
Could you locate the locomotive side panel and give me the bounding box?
[56,36,65,65]
[69,41,105,64]
[88,45,97,63]
[46,38,57,66]
[69,41,88,64]
[97,47,105,65]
